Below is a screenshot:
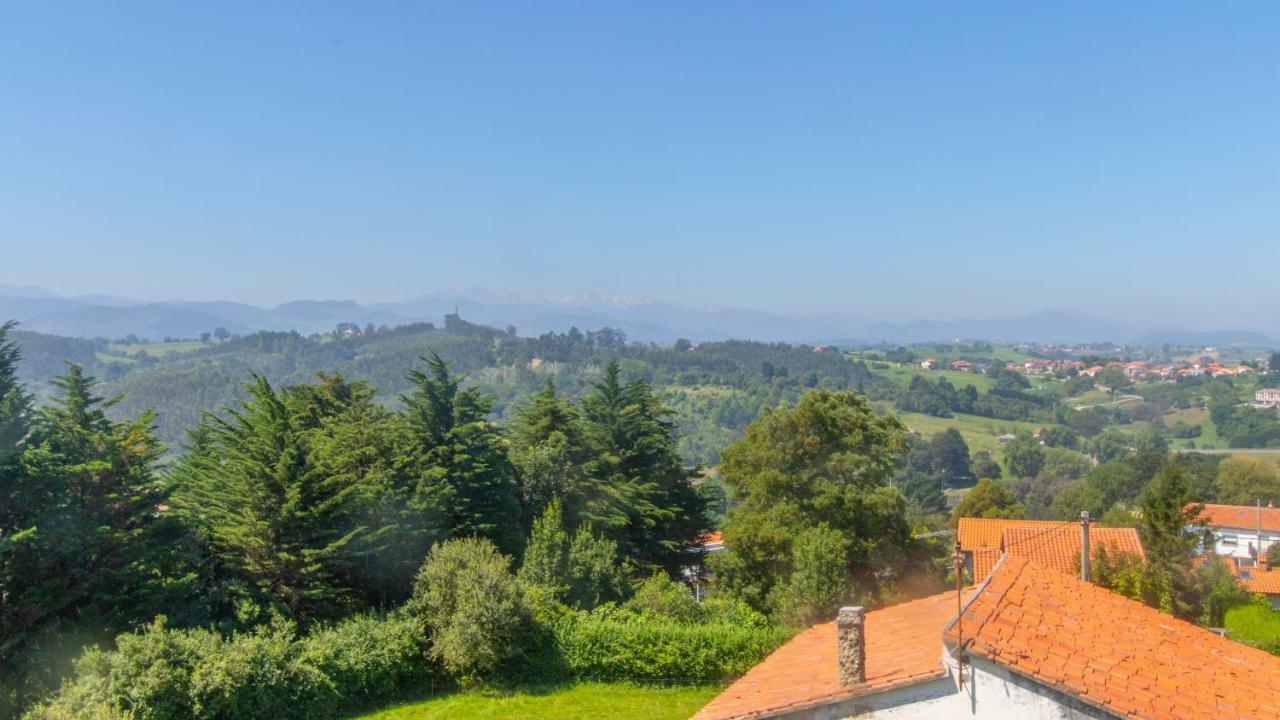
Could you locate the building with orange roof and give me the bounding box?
[692,554,1280,720]
[1194,502,1280,565]
[1229,562,1280,609]
[956,517,1142,582]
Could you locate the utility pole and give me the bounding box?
[953,540,966,690]
[1080,511,1091,582]
[1259,499,1264,566]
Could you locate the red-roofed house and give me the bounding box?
[1229,562,1280,609]
[956,517,1143,582]
[692,555,1280,720]
[1195,503,1280,566]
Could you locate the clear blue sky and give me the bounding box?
[2,2,1277,330]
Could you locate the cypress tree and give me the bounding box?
[581,360,707,575]
[175,375,366,622]
[510,379,626,532]
[402,354,524,557]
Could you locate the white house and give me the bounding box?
[692,555,1280,720]
[1194,503,1280,565]
[1256,388,1280,408]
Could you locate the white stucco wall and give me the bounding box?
[776,654,1113,720]
[1203,525,1279,562]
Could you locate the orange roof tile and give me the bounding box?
[957,517,1065,552]
[971,547,1003,582]
[691,591,956,720]
[951,555,1280,720]
[1197,503,1280,532]
[1000,525,1143,576]
[1231,564,1280,594]
[958,518,1142,581]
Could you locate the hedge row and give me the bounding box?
[552,615,789,683]
[25,615,434,720]
[30,609,786,719]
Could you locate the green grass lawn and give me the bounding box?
[351,682,721,720]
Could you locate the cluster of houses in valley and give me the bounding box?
[1080,360,1258,380]
[918,355,1260,381]
[691,503,1280,719]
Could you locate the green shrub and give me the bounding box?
[552,608,789,683]
[1224,601,1280,648]
[624,576,701,622]
[25,614,435,720]
[300,613,432,711]
[405,537,528,685]
[186,619,330,719]
[24,619,223,720]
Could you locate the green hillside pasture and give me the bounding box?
[352,682,721,720]
[879,366,997,393]
[107,340,208,357]
[1161,407,1221,449]
[893,410,1047,454]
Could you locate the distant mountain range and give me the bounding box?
[1,286,1275,347]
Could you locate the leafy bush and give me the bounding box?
[625,576,702,623]
[551,607,788,683]
[405,537,528,684]
[300,614,430,712]
[25,615,433,720]
[186,619,330,720]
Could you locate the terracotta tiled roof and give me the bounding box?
[971,547,1003,581]
[1197,503,1280,532]
[958,518,1142,581]
[691,591,956,720]
[696,554,1280,720]
[951,555,1280,720]
[1000,525,1143,576]
[957,517,1065,552]
[1231,564,1280,594]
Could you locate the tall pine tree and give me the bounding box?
[174,375,367,622]
[581,360,707,575]
[3,362,189,714]
[402,354,524,557]
[510,379,627,533]
[290,373,449,606]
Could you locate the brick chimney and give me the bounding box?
[836,606,866,686]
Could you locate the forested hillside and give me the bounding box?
[13,316,879,464]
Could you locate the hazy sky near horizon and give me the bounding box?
[2,3,1278,329]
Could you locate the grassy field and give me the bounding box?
[892,409,1046,454]
[95,351,137,365]
[351,683,721,720]
[878,365,997,393]
[108,340,207,356]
